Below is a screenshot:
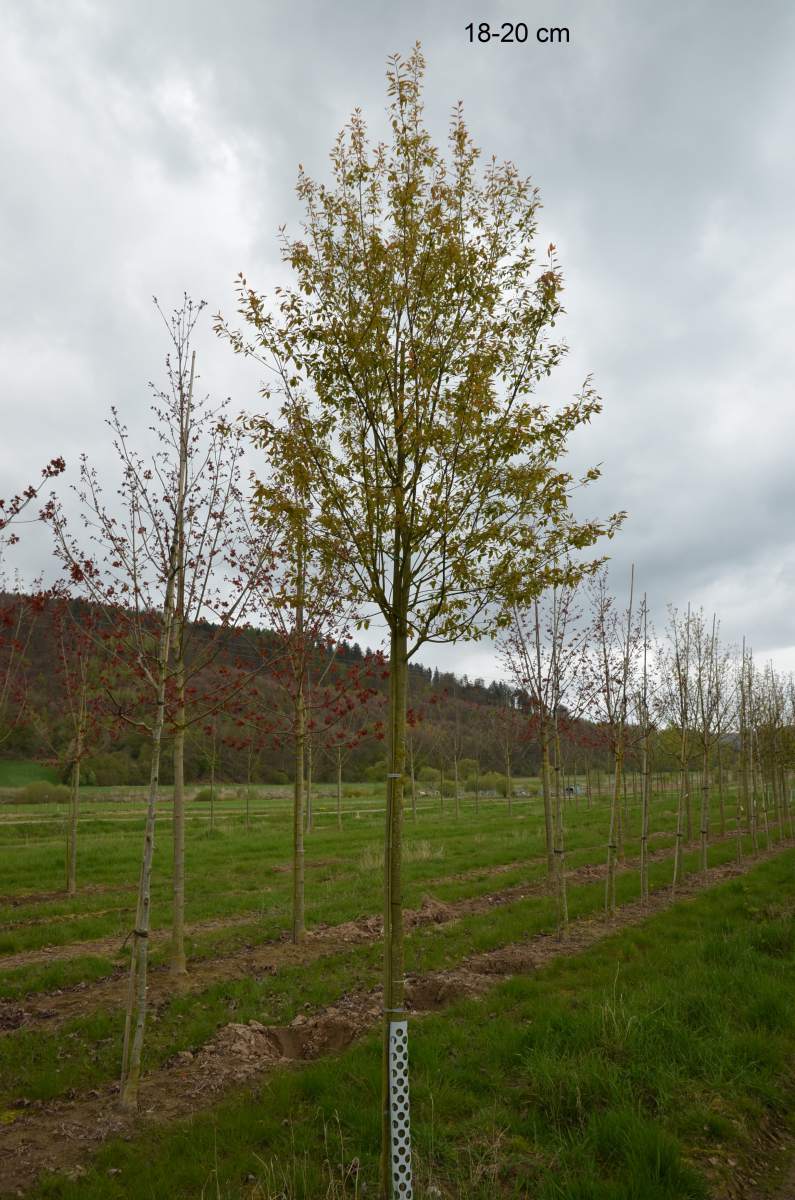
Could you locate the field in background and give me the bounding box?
[0,761,59,788]
[0,771,793,1198]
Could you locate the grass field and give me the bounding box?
[0,775,792,1198]
[0,761,59,788]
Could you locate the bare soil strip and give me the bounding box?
[0,832,779,1036]
[0,843,791,1196]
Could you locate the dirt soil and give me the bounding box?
[0,844,791,1197]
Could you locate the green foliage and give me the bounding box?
[17,780,71,805]
[193,787,216,803]
[456,758,479,779]
[469,770,508,796]
[0,760,58,787]
[223,45,622,648]
[417,765,440,784]
[80,752,146,787]
[257,766,289,785]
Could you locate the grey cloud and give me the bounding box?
[1,0,794,679]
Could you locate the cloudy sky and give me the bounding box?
[2,0,794,681]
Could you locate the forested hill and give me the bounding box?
[1,594,612,786]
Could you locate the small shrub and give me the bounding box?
[81,752,145,786]
[469,771,508,796]
[258,766,289,785]
[364,760,388,782]
[17,780,71,804]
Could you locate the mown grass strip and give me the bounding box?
[0,837,774,1111]
[30,848,795,1200]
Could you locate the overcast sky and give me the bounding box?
[2,0,794,682]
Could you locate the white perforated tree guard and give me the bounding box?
[388,1018,413,1198]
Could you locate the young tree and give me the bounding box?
[243,454,356,943]
[500,583,590,934]
[51,300,261,1107]
[634,594,654,903]
[690,611,732,878]
[587,566,640,917]
[51,601,104,895]
[219,46,621,1197]
[659,604,694,893]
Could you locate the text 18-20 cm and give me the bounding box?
[465,23,571,43]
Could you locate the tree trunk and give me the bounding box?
[171,694,187,975]
[209,744,215,832]
[700,743,710,879]
[305,734,313,833]
[672,735,688,894]
[119,605,175,1110]
[379,625,409,1199]
[606,746,623,918]
[540,730,554,876]
[336,745,343,831]
[453,756,460,819]
[640,731,651,905]
[717,742,725,837]
[408,737,417,822]
[66,755,80,896]
[552,723,569,937]
[245,745,252,832]
[292,686,306,943]
[505,751,513,816]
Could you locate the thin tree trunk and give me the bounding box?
[408,737,417,821]
[672,731,689,893]
[336,745,343,831]
[540,725,554,876]
[209,738,215,833]
[717,742,725,837]
[506,751,513,816]
[292,686,306,943]
[640,735,650,904]
[699,743,710,879]
[66,755,80,896]
[379,625,409,1199]
[305,734,313,833]
[245,745,252,832]
[606,746,622,917]
[171,691,187,975]
[552,723,569,937]
[119,604,176,1109]
[453,756,460,819]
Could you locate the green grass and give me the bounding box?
[28,849,795,1199]
[0,760,59,787]
[0,833,765,1110]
